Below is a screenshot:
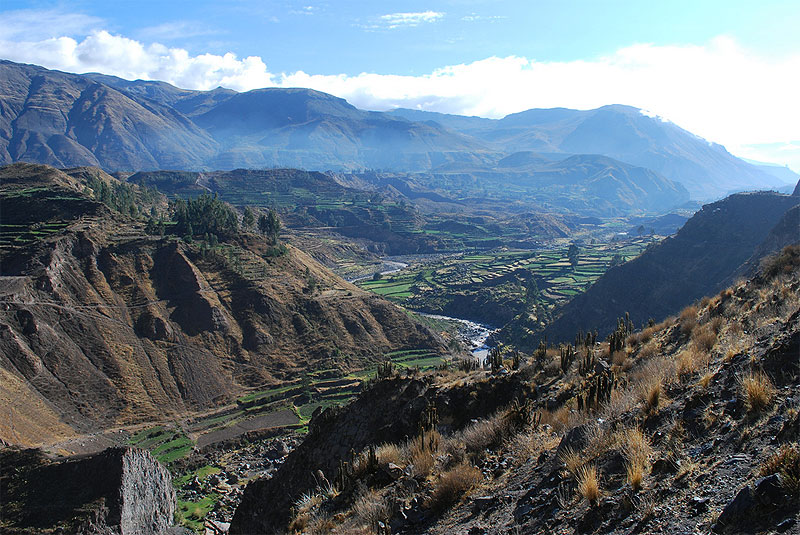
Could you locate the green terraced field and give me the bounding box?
[355,238,653,322]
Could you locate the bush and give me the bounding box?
[760,445,800,495]
[577,465,601,504]
[426,463,482,510]
[739,370,775,413]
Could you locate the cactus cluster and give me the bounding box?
[576,366,617,412]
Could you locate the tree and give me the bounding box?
[568,244,580,267]
[258,209,281,244]
[242,206,255,229]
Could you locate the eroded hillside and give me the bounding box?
[0,164,443,446]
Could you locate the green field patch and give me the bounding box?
[174,465,222,488]
[176,494,219,532]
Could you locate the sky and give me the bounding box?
[1,0,799,172]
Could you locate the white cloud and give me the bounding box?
[379,11,444,28]
[0,22,798,170]
[0,8,103,41]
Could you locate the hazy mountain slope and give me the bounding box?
[502,190,799,345]
[193,88,494,170]
[393,105,781,200]
[84,72,238,117]
[0,163,443,446]
[367,152,689,216]
[741,158,800,187]
[0,61,218,170]
[1,60,782,199]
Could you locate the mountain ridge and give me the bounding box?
[0,59,784,202]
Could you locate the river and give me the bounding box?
[417,312,497,361]
[349,257,497,361]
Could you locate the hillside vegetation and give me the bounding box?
[231,245,800,534]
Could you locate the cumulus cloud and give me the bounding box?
[0,22,798,169]
[379,11,444,28]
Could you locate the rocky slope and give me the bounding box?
[0,61,217,170]
[230,245,800,534]
[0,163,443,446]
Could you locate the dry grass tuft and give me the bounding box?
[691,326,717,353]
[638,341,659,360]
[739,370,775,413]
[352,489,390,531]
[618,428,651,492]
[376,442,403,466]
[760,445,800,495]
[577,464,601,504]
[626,462,644,491]
[460,413,506,454]
[639,378,662,413]
[679,305,699,335]
[676,346,711,377]
[558,447,583,477]
[697,371,714,389]
[426,463,482,510]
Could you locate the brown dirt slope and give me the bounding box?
[0,164,443,446]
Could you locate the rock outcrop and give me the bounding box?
[0,446,175,534]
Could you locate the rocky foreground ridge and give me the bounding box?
[230,246,799,534]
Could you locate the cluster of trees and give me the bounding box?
[242,206,281,244]
[85,175,159,217]
[141,194,282,250]
[171,193,239,239]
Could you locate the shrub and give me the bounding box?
[558,447,583,477]
[739,370,775,413]
[353,489,389,531]
[426,463,482,510]
[760,445,800,495]
[679,305,699,334]
[577,465,601,504]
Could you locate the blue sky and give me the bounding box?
[1,0,799,171]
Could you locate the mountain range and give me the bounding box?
[1,59,794,203]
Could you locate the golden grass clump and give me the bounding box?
[679,305,699,335]
[426,463,482,510]
[639,377,662,413]
[739,370,775,413]
[697,371,714,389]
[460,413,506,454]
[407,430,441,478]
[352,489,390,531]
[618,428,651,492]
[760,445,800,495]
[375,442,403,466]
[577,465,601,504]
[558,447,583,477]
[691,325,717,353]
